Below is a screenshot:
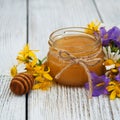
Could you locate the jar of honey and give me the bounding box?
[47,27,104,86]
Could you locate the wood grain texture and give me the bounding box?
[0,75,25,120]
[28,0,119,120]
[28,84,120,120]
[0,0,26,120]
[94,0,120,25]
[0,0,27,75]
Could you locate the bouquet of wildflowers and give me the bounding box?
[10,45,53,90]
[85,20,120,100]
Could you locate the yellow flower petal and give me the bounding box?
[110,90,116,100]
[17,56,25,63]
[10,65,17,77]
[32,83,41,90]
[28,51,36,58]
[35,76,44,82]
[85,20,101,34]
[43,73,53,80]
[116,86,120,92]
[32,82,52,90]
[31,58,38,67]
[34,66,42,72]
[96,82,104,87]
[106,86,115,92]
[17,44,38,63]
[109,81,116,85]
[25,63,34,72]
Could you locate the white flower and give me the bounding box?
[103,46,120,70]
[103,46,120,62]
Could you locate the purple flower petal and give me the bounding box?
[115,74,120,82]
[100,26,120,47]
[102,39,111,46]
[100,27,107,37]
[108,27,120,40]
[85,72,110,96]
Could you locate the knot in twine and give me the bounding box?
[55,49,102,98]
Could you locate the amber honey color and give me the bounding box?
[47,29,104,86]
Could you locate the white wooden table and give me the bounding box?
[0,0,120,120]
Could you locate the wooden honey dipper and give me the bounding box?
[10,72,34,95]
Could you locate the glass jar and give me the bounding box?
[46,27,104,86]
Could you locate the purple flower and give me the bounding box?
[115,67,120,82]
[100,26,120,47]
[85,72,110,96]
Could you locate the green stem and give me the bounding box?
[41,56,47,63]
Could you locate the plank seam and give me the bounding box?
[26,0,29,120]
[26,0,29,44]
[92,0,104,22]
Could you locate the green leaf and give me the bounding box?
[111,46,119,52]
[37,59,42,66]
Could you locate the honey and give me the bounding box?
[47,27,104,86]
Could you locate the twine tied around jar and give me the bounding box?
[55,48,102,98]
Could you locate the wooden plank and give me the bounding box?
[28,85,91,120]
[0,0,26,120]
[28,84,117,120]
[110,99,120,120]
[94,0,120,25]
[0,0,27,75]
[28,0,115,120]
[0,75,26,120]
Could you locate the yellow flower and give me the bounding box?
[25,58,38,72]
[107,81,120,100]
[34,65,50,73]
[32,65,53,90]
[17,44,38,63]
[33,65,42,75]
[34,73,53,82]
[32,81,52,90]
[35,76,44,82]
[33,65,52,81]
[25,63,34,74]
[10,44,53,91]
[85,20,101,34]
[10,65,18,77]
[103,59,115,70]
